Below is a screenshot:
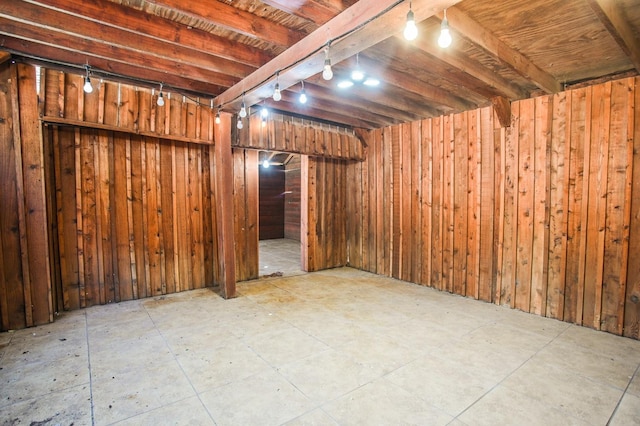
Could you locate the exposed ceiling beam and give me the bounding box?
[0,50,10,65]
[0,17,239,89]
[444,8,562,94]
[2,39,225,96]
[1,1,256,79]
[147,0,304,48]
[408,34,528,100]
[214,0,463,115]
[357,54,476,111]
[586,0,640,73]
[30,0,273,67]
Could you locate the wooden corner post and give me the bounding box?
[213,112,236,298]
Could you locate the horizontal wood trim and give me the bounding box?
[42,117,215,146]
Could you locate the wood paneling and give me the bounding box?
[348,76,640,339]
[284,156,301,241]
[259,165,285,240]
[233,149,259,282]
[48,127,217,309]
[301,156,348,272]
[237,112,364,161]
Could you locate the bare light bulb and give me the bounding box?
[261,105,268,118]
[263,160,270,168]
[299,81,307,104]
[438,15,452,48]
[157,92,165,106]
[239,102,247,118]
[273,83,282,101]
[404,9,418,41]
[323,59,334,81]
[215,110,221,124]
[83,76,93,93]
[237,117,243,129]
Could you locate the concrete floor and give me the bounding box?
[259,238,305,277]
[1,264,640,425]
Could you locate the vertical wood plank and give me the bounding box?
[624,76,640,339]
[601,79,633,334]
[442,115,455,292]
[421,119,433,286]
[453,112,468,296]
[583,82,611,329]
[501,103,519,308]
[431,117,443,290]
[467,110,481,300]
[479,107,495,302]
[547,92,570,319]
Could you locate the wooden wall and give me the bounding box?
[259,165,286,240]
[0,63,53,330]
[285,156,301,241]
[347,76,640,339]
[302,156,348,272]
[233,149,259,282]
[237,112,365,161]
[47,126,217,309]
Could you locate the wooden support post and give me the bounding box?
[492,96,511,128]
[213,112,236,298]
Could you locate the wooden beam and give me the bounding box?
[491,96,511,128]
[33,0,272,67]
[410,35,528,100]
[213,112,236,298]
[0,51,10,65]
[587,0,640,73]
[214,0,463,113]
[147,0,304,48]
[4,40,225,96]
[444,8,561,94]
[0,1,256,79]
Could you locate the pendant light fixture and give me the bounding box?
[83,64,93,93]
[239,92,247,118]
[215,109,221,124]
[351,53,364,81]
[299,81,307,104]
[322,45,333,81]
[157,83,165,106]
[237,116,243,129]
[438,9,452,48]
[273,72,282,101]
[404,2,418,41]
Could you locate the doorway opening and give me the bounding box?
[258,151,304,277]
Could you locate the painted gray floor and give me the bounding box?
[1,264,639,425]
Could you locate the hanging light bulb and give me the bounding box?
[237,116,243,129]
[239,92,247,118]
[260,104,269,119]
[83,65,93,93]
[404,3,418,41]
[157,83,165,106]
[263,159,270,168]
[299,81,307,104]
[438,9,452,48]
[351,53,364,81]
[273,72,282,101]
[322,45,333,81]
[215,109,221,124]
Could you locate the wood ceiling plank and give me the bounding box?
[408,33,528,100]
[266,99,380,129]
[445,7,562,93]
[301,78,427,123]
[1,1,256,79]
[1,38,225,96]
[215,0,463,114]
[147,0,304,48]
[587,0,640,72]
[32,0,272,67]
[271,88,402,127]
[260,0,339,25]
[357,54,476,111]
[0,17,240,88]
[0,50,11,65]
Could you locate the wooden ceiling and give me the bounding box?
[1,0,639,130]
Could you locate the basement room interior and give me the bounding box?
[1,0,639,424]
